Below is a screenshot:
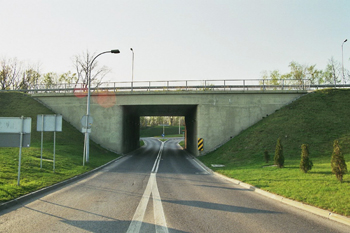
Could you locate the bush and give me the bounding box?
[331,140,347,182]
[274,138,284,168]
[300,144,313,173]
[264,150,270,163]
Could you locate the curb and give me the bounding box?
[0,156,125,212]
[213,172,350,227]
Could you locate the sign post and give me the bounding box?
[37,114,62,172]
[0,116,32,186]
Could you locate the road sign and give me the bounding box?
[37,115,62,132]
[198,138,204,151]
[0,133,31,147]
[81,115,93,129]
[0,117,32,186]
[0,117,31,134]
[36,114,62,171]
[81,128,92,133]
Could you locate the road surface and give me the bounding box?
[0,138,348,232]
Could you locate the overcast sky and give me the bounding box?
[1,0,349,83]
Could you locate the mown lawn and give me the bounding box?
[0,92,119,202]
[199,89,350,217]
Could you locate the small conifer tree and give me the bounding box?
[300,144,313,173]
[264,150,270,163]
[331,140,347,182]
[274,138,284,168]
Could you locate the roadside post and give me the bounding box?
[81,115,93,166]
[0,116,32,186]
[37,114,62,172]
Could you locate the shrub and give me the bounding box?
[274,138,284,168]
[331,140,347,182]
[300,144,313,173]
[264,150,270,163]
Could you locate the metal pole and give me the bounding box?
[53,114,56,172]
[17,116,24,186]
[342,39,347,85]
[84,50,120,163]
[40,114,44,169]
[130,48,134,91]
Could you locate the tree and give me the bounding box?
[0,58,22,90]
[323,57,341,85]
[41,72,58,89]
[18,68,41,90]
[306,64,323,85]
[73,50,110,88]
[300,144,313,173]
[274,138,284,168]
[260,70,281,89]
[58,71,78,85]
[331,140,347,182]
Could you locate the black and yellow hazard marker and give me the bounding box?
[198,138,204,151]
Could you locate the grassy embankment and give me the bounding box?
[199,89,350,216]
[0,92,120,203]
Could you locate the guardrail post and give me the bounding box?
[243,80,245,90]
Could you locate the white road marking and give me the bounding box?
[127,142,168,233]
[152,173,168,233]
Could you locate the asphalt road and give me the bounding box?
[0,138,349,233]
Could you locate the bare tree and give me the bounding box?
[0,57,22,90]
[324,57,341,85]
[73,50,110,88]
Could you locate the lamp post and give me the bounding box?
[342,39,347,85]
[84,49,120,164]
[130,48,134,91]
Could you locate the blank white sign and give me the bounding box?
[0,117,32,133]
[37,115,62,132]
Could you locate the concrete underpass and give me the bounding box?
[33,90,307,156]
[122,105,197,155]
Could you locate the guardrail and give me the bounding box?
[0,79,347,94]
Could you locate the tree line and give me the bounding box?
[0,50,109,91]
[261,58,350,87]
[140,116,185,128]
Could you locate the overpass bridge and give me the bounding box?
[30,79,310,156]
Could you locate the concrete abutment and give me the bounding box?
[32,91,306,156]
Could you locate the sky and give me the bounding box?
[0,0,349,83]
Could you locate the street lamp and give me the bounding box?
[342,39,347,85]
[84,49,120,164]
[130,48,134,91]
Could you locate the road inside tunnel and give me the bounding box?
[121,105,198,155]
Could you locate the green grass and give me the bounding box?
[199,89,350,216]
[0,92,120,203]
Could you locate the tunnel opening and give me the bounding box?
[122,105,197,155]
[140,116,185,138]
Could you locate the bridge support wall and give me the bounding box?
[33,91,306,156]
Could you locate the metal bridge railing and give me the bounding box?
[1,79,347,94]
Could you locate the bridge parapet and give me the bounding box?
[4,79,317,94]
